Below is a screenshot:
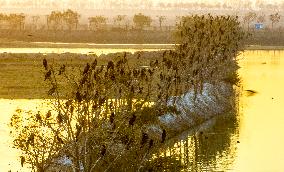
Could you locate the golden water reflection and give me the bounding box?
[1,50,284,171]
[149,50,284,171]
[0,48,165,55]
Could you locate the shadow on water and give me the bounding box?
[145,111,239,171]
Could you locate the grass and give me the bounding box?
[0,51,167,99]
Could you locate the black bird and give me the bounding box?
[149,139,154,149]
[129,114,136,126]
[57,112,63,124]
[20,156,25,167]
[58,64,65,75]
[76,91,82,102]
[91,59,97,70]
[57,135,64,144]
[35,111,41,122]
[107,61,114,71]
[100,145,106,156]
[43,58,48,70]
[141,132,148,148]
[48,86,56,95]
[44,70,51,81]
[110,112,114,124]
[237,141,240,143]
[83,63,90,74]
[245,89,257,96]
[28,133,35,146]
[46,110,52,119]
[75,124,82,142]
[161,129,166,143]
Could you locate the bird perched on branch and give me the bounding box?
[140,132,149,148]
[100,145,106,156]
[129,114,136,126]
[161,129,166,143]
[43,58,48,70]
[44,70,51,81]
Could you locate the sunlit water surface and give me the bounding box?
[0,48,165,55]
[1,50,284,171]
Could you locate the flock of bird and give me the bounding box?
[10,14,246,171]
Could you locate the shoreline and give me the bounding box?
[0,41,284,50]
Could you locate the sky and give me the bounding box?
[0,0,282,11]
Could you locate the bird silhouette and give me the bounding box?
[149,139,154,149]
[141,132,148,147]
[46,110,52,119]
[20,156,25,167]
[44,70,51,81]
[43,58,48,70]
[161,129,166,143]
[110,112,114,124]
[129,114,136,126]
[100,145,106,156]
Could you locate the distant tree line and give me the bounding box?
[0,13,25,30]
[0,10,169,31]
[242,12,281,31]
[0,9,283,32]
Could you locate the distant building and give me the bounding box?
[255,23,264,29]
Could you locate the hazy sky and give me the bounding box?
[0,0,283,10]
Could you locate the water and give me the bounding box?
[0,48,165,55]
[0,43,174,55]
[151,50,284,171]
[1,50,284,171]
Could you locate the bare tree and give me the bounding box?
[47,11,63,31]
[257,14,265,23]
[157,16,166,31]
[32,15,40,30]
[113,15,126,29]
[88,16,107,31]
[243,12,257,31]
[63,9,80,30]
[133,13,152,30]
[269,12,281,29]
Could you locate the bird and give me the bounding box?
[28,133,35,146]
[43,58,48,70]
[20,156,25,167]
[245,89,257,96]
[35,111,41,122]
[100,145,106,156]
[57,135,64,144]
[91,59,97,70]
[161,129,166,143]
[58,64,65,75]
[110,112,114,124]
[75,124,82,142]
[129,114,136,126]
[46,110,52,119]
[149,139,154,149]
[76,91,82,102]
[57,112,63,124]
[83,63,90,74]
[44,70,51,81]
[48,86,56,95]
[140,132,149,147]
[107,61,114,71]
